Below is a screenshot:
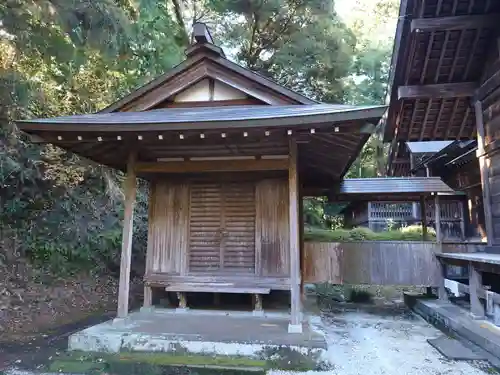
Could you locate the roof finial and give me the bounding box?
[186,22,225,58]
[192,22,214,45]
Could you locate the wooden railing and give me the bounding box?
[303,241,483,286]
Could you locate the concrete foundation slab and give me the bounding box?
[428,336,486,360]
[68,309,326,358]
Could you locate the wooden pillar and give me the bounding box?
[437,260,448,301]
[288,140,302,333]
[299,184,305,303]
[459,200,466,241]
[469,262,485,319]
[253,294,263,316]
[143,285,152,309]
[420,196,428,241]
[475,100,494,245]
[177,292,188,309]
[117,152,137,319]
[434,194,441,243]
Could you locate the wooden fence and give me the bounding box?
[303,241,484,286]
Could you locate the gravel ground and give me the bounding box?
[271,309,497,375]
[2,307,498,375]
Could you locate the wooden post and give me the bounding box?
[420,196,428,241]
[177,292,188,310]
[435,194,441,243]
[288,140,302,333]
[143,285,152,309]
[486,290,494,316]
[253,294,263,316]
[459,200,466,240]
[437,260,448,301]
[494,304,500,326]
[469,262,485,319]
[299,183,305,303]
[117,152,137,319]
[475,100,494,245]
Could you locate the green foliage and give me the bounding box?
[0,0,183,275]
[0,0,399,276]
[206,0,356,102]
[305,225,437,242]
[348,289,373,303]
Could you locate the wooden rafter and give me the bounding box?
[406,100,419,139]
[434,32,449,84]
[420,32,436,84]
[457,105,471,139]
[444,98,460,138]
[463,29,483,81]
[432,99,445,139]
[419,99,433,140]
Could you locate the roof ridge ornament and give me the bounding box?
[185,22,226,58]
[192,22,214,45]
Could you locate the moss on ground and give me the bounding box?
[48,351,267,373]
[47,348,328,373]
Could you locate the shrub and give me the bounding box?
[304,225,436,242]
[349,289,373,303]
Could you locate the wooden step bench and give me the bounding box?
[164,283,271,294]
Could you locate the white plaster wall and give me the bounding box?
[174,79,210,102]
[213,81,247,100]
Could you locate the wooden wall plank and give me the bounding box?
[146,180,189,275]
[256,179,290,276]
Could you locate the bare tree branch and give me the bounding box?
[170,0,190,45]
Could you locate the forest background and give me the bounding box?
[0,0,399,276]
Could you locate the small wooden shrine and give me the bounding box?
[17,23,385,332]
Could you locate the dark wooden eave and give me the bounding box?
[18,105,386,189]
[18,104,384,132]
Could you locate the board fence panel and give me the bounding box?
[304,241,482,286]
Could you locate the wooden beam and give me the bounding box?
[288,140,302,333]
[117,152,137,319]
[475,68,500,102]
[135,159,288,173]
[398,82,478,100]
[411,14,500,32]
[475,100,494,246]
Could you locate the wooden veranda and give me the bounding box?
[17,23,385,333]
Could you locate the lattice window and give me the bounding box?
[369,202,413,220]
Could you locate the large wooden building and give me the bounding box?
[17,24,385,332]
[385,0,500,318]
